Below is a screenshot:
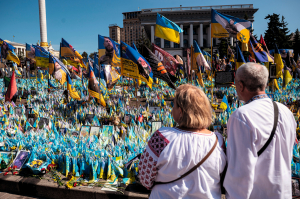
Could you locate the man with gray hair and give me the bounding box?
[224,63,296,199]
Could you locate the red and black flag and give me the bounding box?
[5,71,18,102]
[141,45,176,89]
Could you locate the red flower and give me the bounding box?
[13,166,17,169]
[73,182,77,187]
[8,167,12,171]
[4,172,9,176]
[12,171,18,175]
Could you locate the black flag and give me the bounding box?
[141,46,176,89]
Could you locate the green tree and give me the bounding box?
[81,51,88,59]
[264,13,291,49]
[89,52,95,59]
[293,29,300,59]
[136,27,151,52]
[218,38,228,58]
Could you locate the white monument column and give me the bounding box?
[161,38,164,48]
[38,0,48,47]
[189,24,193,46]
[151,26,155,44]
[170,41,174,48]
[198,24,203,47]
[180,24,183,48]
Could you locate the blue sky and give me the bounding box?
[1,0,299,54]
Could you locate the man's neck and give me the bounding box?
[243,91,266,103]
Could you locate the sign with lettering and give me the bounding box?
[215,71,235,87]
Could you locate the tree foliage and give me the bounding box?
[218,38,228,58]
[292,29,300,60]
[264,13,291,49]
[81,51,88,59]
[136,27,151,52]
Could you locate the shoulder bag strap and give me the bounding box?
[257,101,279,156]
[151,135,218,189]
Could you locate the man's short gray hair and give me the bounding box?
[236,63,269,92]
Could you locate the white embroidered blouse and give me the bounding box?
[138,127,227,199]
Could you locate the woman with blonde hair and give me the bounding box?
[138,84,227,199]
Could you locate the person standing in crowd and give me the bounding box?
[224,63,296,199]
[225,59,232,72]
[220,59,226,71]
[138,84,226,199]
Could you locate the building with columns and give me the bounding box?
[135,4,258,59]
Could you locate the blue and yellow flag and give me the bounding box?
[219,95,230,113]
[35,46,49,68]
[283,65,292,89]
[98,35,121,68]
[211,9,252,43]
[67,74,81,100]
[121,41,153,88]
[88,61,106,107]
[49,55,68,85]
[249,35,273,63]
[48,78,56,89]
[0,39,20,65]
[155,13,183,44]
[60,38,85,69]
[274,44,284,79]
[236,42,246,70]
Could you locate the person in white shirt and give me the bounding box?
[138,84,227,199]
[224,62,296,199]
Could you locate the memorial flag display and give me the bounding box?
[5,71,17,102]
[141,45,176,89]
[35,46,49,68]
[98,35,121,68]
[193,40,211,71]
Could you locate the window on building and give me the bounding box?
[183,28,188,35]
[203,39,207,48]
[174,43,180,48]
[193,28,197,35]
[155,38,161,47]
[165,40,170,48]
[184,39,188,48]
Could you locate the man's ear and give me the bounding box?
[239,81,245,92]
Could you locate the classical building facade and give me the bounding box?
[122,4,258,58]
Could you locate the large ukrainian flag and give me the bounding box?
[35,46,49,68]
[155,13,183,44]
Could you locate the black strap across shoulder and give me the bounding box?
[151,135,218,189]
[257,101,279,156]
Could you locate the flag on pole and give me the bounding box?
[211,9,252,43]
[193,40,211,71]
[26,43,36,61]
[121,41,153,88]
[98,35,121,68]
[274,44,284,79]
[49,55,68,85]
[236,42,246,70]
[155,13,183,44]
[67,74,81,100]
[88,61,106,107]
[5,71,17,102]
[35,46,49,68]
[0,39,20,65]
[249,35,273,63]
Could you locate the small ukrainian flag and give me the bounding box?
[155,13,183,44]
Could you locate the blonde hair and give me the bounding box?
[175,84,212,129]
